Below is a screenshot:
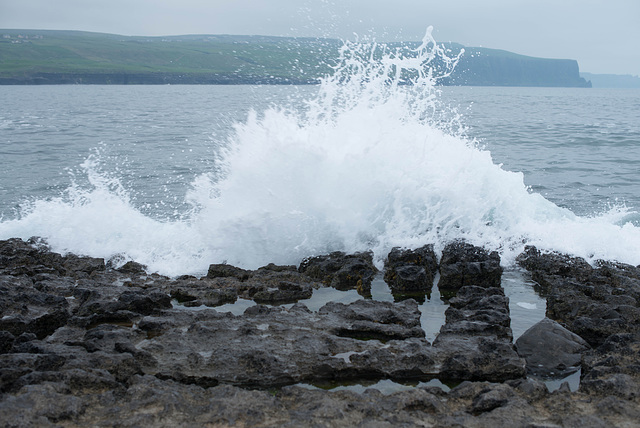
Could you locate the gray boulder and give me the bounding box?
[515,318,590,377]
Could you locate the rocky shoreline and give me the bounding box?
[1,237,638,427]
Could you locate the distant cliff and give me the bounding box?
[445,46,591,87]
[0,30,590,87]
[580,72,640,88]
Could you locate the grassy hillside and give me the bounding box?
[0,29,589,87]
[0,30,338,83]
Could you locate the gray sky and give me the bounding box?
[1,0,638,75]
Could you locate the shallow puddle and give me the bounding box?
[297,378,453,395]
[502,269,547,340]
[540,369,581,392]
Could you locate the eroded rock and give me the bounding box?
[433,285,525,382]
[517,246,640,347]
[1,238,639,427]
[298,251,378,295]
[383,245,439,298]
[438,241,503,298]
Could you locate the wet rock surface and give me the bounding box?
[517,245,640,347]
[433,285,526,382]
[516,245,640,422]
[1,238,639,427]
[383,244,439,299]
[438,240,503,298]
[298,251,377,295]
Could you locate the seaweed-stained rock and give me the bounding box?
[438,241,502,298]
[384,245,439,296]
[515,317,590,377]
[298,251,378,295]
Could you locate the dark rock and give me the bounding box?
[76,311,139,330]
[580,373,638,400]
[505,377,549,400]
[0,331,15,353]
[0,237,65,276]
[62,254,105,277]
[433,285,525,382]
[173,286,239,307]
[438,241,503,298]
[435,337,526,382]
[320,299,426,342]
[198,287,238,307]
[593,395,640,421]
[580,332,640,399]
[387,388,446,414]
[258,263,297,273]
[27,308,70,340]
[0,275,69,339]
[515,318,590,377]
[131,299,434,388]
[252,281,313,304]
[298,251,377,295]
[206,263,252,281]
[117,260,147,275]
[440,286,512,339]
[469,385,511,414]
[517,246,640,347]
[170,288,198,303]
[384,245,438,296]
[1,238,640,426]
[516,245,594,285]
[163,267,319,306]
[117,291,172,315]
[0,238,103,279]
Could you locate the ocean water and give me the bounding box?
[1,33,640,278]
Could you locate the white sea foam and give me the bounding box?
[1,28,639,275]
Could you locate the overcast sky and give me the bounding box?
[1,0,638,75]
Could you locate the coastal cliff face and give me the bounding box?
[445,49,591,87]
[0,30,591,87]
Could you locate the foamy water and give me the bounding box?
[1,29,639,276]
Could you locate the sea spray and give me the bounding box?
[1,29,640,275]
